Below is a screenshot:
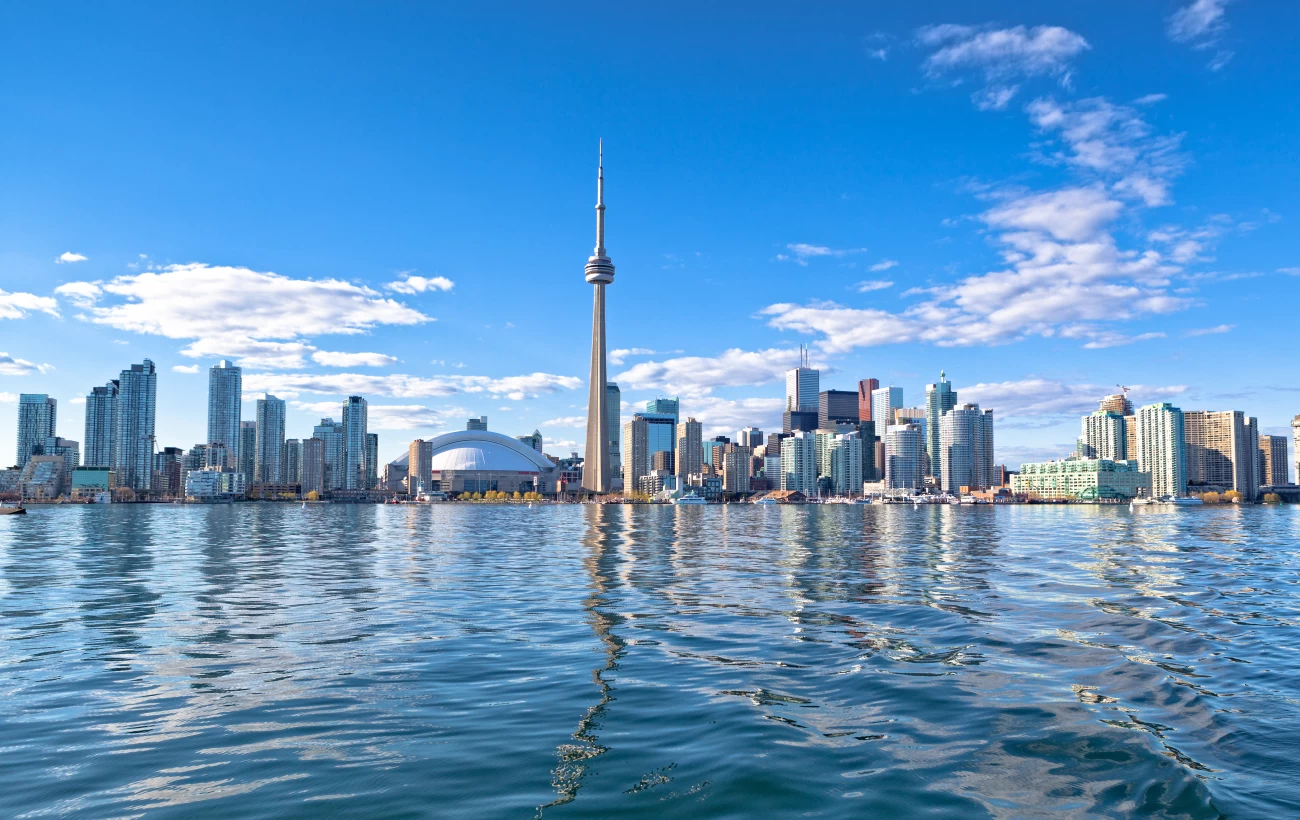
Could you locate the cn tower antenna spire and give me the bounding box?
[596,138,606,257]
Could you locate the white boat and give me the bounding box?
[752,497,779,505]
[1130,495,1204,511]
[854,497,873,505]
[673,495,708,505]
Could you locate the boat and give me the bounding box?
[854,497,873,504]
[0,504,27,515]
[1130,495,1204,511]
[752,497,779,505]
[672,495,708,505]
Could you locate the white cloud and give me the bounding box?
[542,415,588,428]
[246,371,581,402]
[855,280,895,293]
[0,392,16,403]
[1185,323,1234,337]
[386,274,455,294]
[0,290,60,321]
[1134,93,1168,105]
[1075,330,1167,349]
[171,364,201,374]
[56,252,88,264]
[54,281,103,307]
[1207,50,1234,71]
[919,24,1089,108]
[608,347,658,366]
[776,243,867,266]
[69,396,86,405]
[960,379,1186,418]
[614,348,802,398]
[686,396,787,438]
[869,259,899,272]
[984,185,1121,242]
[311,351,399,368]
[291,400,460,431]
[0,353,50,376]
[1279,267,1300,277]
[64,263,431,368]
[1168,0,1230,45]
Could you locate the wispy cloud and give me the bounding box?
[55,252,88,264]
[961,379,1187,418]
[385,274,455,294]
[246,370,581,403]
[869,259,899,272]
[854,280,895,293]
[541,415,587,428]
[0,353,53,376]
[1185,323,1234,337]
[1167,0,1234,71]
[615,348,802,399]
[1,290,61,321]
[776,243,867,266]
[918,24,1090,109]
[310,351,399,368]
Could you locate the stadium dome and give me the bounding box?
[418,430,557,495]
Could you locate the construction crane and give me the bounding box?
[1116,385,1130,397]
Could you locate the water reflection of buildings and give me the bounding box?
[542,504,627,811]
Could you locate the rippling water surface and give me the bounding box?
[3,504,1299,817]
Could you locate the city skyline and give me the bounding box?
[3,3,1299,469]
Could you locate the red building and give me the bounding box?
[858,378,880,422]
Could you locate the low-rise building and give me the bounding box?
[186,468,247,501]
[20,455,66,500]
[71,467,116,501]
[1012,458,1151,502]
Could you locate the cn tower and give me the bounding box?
[581,141,615,494]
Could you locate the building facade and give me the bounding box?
[1012,459,1151,501]
[780,431,816,492]
[113,360,157,492]
[207,360,242,465]
[255,394,286,484]
[924,372,957,487]
[885,423,924,491]
[818,390,859,429]
[343,396,369,490]
[1136,402,1187,499]
[17,394,57,468]
[283,438,301,485]
[871,386,904,438]
[83,380,118,468]
[721,444,752,494]
[829,434,863,496]
[1081,411,1127,461]
[857,378,880,422]
[1183,410,1259,500]
[301,437,326,497]
[1260,434,1289,486]
[940,404,994,493]
[606,382,621,477]
[238,421,257,480]
[675,417,702,479]
[366,433,379,489]
[623,415,649,493]
[785,349,819,412]
[313,418,345,490]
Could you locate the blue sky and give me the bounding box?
[2,1,1297,468]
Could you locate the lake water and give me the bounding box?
[2,504,1298,818]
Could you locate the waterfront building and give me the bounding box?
[885,423,924,491]
[17,394,57,468]
[408,438,434,494]
[606,382,621,476]
[675,417,703,479]
[70,466,115,501]
[516,430,543,453]
[19,455,65,500]
[0,467,19,496]
[1099,393,1134,416]
[707,436,729,472]
[301,437,326,496]
[313,418,345,490]
[857,420,878,481]
[186,467,247,501]
[652,450,675,473]
[581,143,616,495]
[894,407,928,476]
[642,413,676,469]
[1294,415,1300,486]
[152,446,183,496]
[83,380,118,468]
[762,454,782,483]
[737,426,764,449]
[255,394,287,484]
[381,461,407,493]
[283,439,302,485]
[925,372,958,486]
[785,347,819,412]
[829,434,863,495]
[818,389,859,429]
[857,378,880,422]
[42,436,79,487]
[467,415,488,431]
[113,360,157,492]
[940,404,994,493]
[207,360,242,465]
[1260,434,1290,486]
[1183,410,1259,500]
[871,386,903,437]
[782,409,818,434]
[1136,403,1187,498]
[623,415,649,492]
[238,421,257,480]
[722,444,752,494]
[366,433,379,489]
[1012,459,1151,501]
[343,396,369,491]
[779,431,816,493]
[420,430,558,494]
[1081,411,1127,461]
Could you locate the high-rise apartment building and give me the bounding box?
[113,360,157,492]
[606,382,621,475]
[343,396,369,490]
[207,360,242,465]
[1099,393,1134,416]
[1184,410,1259,500]
[675,417,703,478]
[785,348,819,412]
[818,390,859,429]
[829,433,863,496]
[254,394,286,484]
[84,380,118,468]
[238,421,257,480]
[737,427,764,449]
[1259,435,1289,487]
[17,394,57,468]
[721,444,752,494]
[857,420,877,481]
[42,436,80,487]
[313,418,345,490]
[408,438,434,494]
[623,415,649,492]
[283,439,302,485]
[885,423,924,491]
[1293,415,1300,487]
[894,407,928,475]
[301,437,326,497]
[1081,411,1127,461]
[366,433,379,489]
[857,378,880,422]
[642,413,676,470]
[779,431,816,492]
[871,386,903,435]
[940,404,994,493]
[1136,403,1187,499]
[925,372,957,486]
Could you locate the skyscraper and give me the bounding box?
[1293,415,1300,487]
[343,396,369,490]
[17,394,57,468]
[1099,393,1134,416]
[925,372,957,484]
[623,415,648,493]
[1260,434,1289,487]
[466,416,488,431]
[940,404,994,493]
[207,360,242,465]
[408,438,434,494]
[113,360,157,492]
[645,397,679,422]
[83,380,118,468]
[676,417,703,478]
[780,431,817,492]
[871,386,903,435]
[785,347,819,411]
[582,142,615,495]
[857,378,880,422]
[1136,403,1186,499]
[606,382,621,475]
[238,421,257,480]
[284,438,302,485]
[829,433,863,496]
[818,390,859,429]
[301,437,326,497]
[737,427,764,449]
[1184,410,1260,500]
[885,423,924,491]
[366,433,379,489]
[643,413,676,472]
[314,418,345,490]
[254,394,286,484]
[1081,411,1127,461]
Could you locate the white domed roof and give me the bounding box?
[426,430,554,474]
